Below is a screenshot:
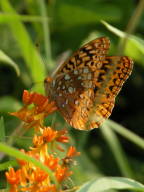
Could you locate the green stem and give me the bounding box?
[38,0,53,71]
[125,0,144,34]
[118,0,144,54]
[0,142,58,186]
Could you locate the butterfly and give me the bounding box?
[44,37,133,130]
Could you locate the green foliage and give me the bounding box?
[0,117,5,142]
[0,0,144,191]
[77,177,144,192]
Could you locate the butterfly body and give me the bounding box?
[44,37,133,130]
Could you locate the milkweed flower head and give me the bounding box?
[6,90,80,192]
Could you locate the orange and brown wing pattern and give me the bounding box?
[52,37,110,76]
[44,37,133,130]
[60,56,133,130]
[83,56,133,130]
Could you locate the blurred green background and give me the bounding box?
[0,0,144,190]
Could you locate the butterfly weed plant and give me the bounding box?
[5,90,80,192]
[3,90,144,192]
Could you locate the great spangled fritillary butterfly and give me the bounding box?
[44,37,133,130]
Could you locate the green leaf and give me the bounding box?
[0,160,18,171]
[77,177,144,192]
[107,120,144,149]
[58,3,122,27]
[0,13,49,23]
[102,20,144,65]
[0,50,20,76]
[0,96,22,112]
[100,122,134,178]
[38,0,53,70]
[0,142,58,185]
[0,0,46,92]
[0,117,5,142]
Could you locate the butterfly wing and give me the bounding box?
[45,37,133,130]
[85,56,133,130]
[51,37,110,77]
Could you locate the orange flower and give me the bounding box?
[33,185,57,192]
[44,155,59,170]
[42,127,58,143]
[56,129,69,143]
[11,90,57,130]
[62,147,80,167]
[6,90,80,191]
[33,135,44,147]
[66,146,80,157]
[55,165,72,183]
[22,90,34,105]
[5,168,21,185]
[10,107,35,123]
[22,90,57,114]
[33,167,48,183]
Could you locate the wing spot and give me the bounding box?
[65,99,68,104]
[87,73,92,80]
[88,81,93,88]
[62,85,65,90]
[68,87,74,93]
[78,76,82,80]
[64,74,71,80]
[75,100,79,105]
[81,82,84,86]
[57,87,60,90]
[83,67,89,73]
[74,70,78,75]
[58,81,62,85]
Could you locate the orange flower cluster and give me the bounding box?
[6,90,80,192]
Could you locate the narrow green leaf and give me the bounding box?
[102,20,144,64]
[0,0,46,92]
[77,177,144,192]
[0,117,5,142]
[100,122,134,178]
[107,120,144,149]
[0,13,49,23]
[0,50,20,76]
[38,0,53,70]
[0,142,58,185]
[0,160,18,171]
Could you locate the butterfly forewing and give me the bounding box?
[51,37,110,77]
[45,37,133,130]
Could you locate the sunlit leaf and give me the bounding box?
[102,20,144,65]
[77,177,144,192]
